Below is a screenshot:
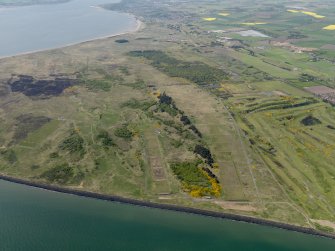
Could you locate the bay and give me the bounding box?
[0,0,137,58]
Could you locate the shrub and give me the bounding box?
[128,50,227,85]
[301,115,321,126]
[189,125,202,138]
[170,161,210,187]
[0,149,17,164]
[114,126,133,139]
[49,152,59,158]
[157,103,178,116]
[96,130,114,147]
[194,145,214,166]
[59,130,85,156]
[119,66,130,75]
[159,92,173,105]
[40,164,84,185]
[170,161,221,197]
[30,164,40,170]
[180,115,191,125]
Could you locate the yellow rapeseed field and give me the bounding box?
[241,22,267,25]
[203,17,217,21]
[323,25,335,30]
[287,9,299,13]
[302,11,325,18]
[287,9,325,19]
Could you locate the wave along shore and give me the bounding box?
[0,174,334,240]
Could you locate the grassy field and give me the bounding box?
[227,83,335,221]
[0,0,335,233]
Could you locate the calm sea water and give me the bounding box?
[0,179,334,250]
[0,0,137,58]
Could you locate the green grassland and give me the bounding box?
[0,0,335,233]
[228,86,335,220]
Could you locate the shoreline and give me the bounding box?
[0,174,334,240]
[0,17,142,61]
[1,1,334,243]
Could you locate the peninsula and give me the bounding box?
[1,0,335,238]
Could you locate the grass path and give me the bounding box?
[143,126,171,195]
[159,83,260,201]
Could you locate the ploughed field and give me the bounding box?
[1,0,335,235]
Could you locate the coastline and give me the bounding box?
[0,17,142,61]
[0,1,334,243]
[0,174,334,240]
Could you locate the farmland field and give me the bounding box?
[1,0,335,235]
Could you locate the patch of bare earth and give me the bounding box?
[214,201,258,212]
[311,219,335,230]
[321,44,335,50]
[271,41,317,53]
